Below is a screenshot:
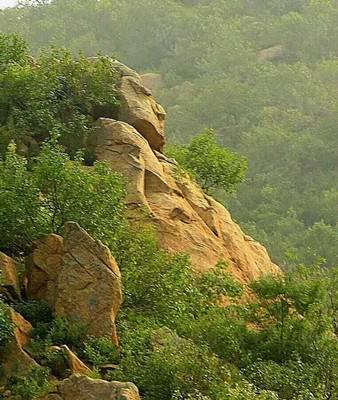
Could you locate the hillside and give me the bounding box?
[0,36,337,400]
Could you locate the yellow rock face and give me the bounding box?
[92,118,280,284]
[0,310,37,383]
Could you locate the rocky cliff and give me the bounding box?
[90,62,280,284]
[0,61,280,399]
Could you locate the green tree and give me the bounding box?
[0,138,125,254]
[167,129,247,194]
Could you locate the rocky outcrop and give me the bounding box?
[42,375,141,400]
[27,234,64,308]
[54,223,122,345]
[48,345,91,378]
[92,118,279,283]
[26,223,122,346]
[258,45,284,62]
[114,62,166,152]
[0,310,37,382]
[0,253,21,301]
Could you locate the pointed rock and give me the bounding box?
[48,345,91,379]
[42,375,141,400]
[0,252,21,301]
[27,234,64,308]
[55,223,122,346]
[115,62,166,151]
[0,310,37,383]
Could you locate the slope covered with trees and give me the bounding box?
[0,27,337,400]
[1,0,337,269]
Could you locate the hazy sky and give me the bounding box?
[0,0,18,9]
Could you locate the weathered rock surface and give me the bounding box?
[42,375,141,400]
[0,310,37,382]
[258,44,284,62]
[48,345,91,378]
[92,118,279,283]
[0,252,21,301]
[26,223,122,345]
[54,223,122,345]
[115,62,166,152]
[27,234,64,308]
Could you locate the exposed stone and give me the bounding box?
[0,252,21,301]
[92,118,280,283]
[258,44,284,62]
[48,345,91,379]
[0,310,37,383]
[42,375,141,400]
[54,223,122,346]
[26,234,64,308]
[115,62,166,152]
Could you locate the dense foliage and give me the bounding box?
[167,129,247,194]
[2,0,337,267]
[0,33,118,155]
[0,138,125,254]
[0,300,13,348]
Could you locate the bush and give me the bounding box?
[30,317,88,363]
[0,34,119,155]
[122,241,242,328]
[110,323,227,400]
[167,129,247,194]
[45,317,87,350]
[8,366,53,400]
[14,300,53,326]
[82,336,119,367]
[0,138,126,254]
[0,300,13,347]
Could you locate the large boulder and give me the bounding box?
[0,310,37,382]
[42,375,141,400]
[115,62,166,152]
[54,223,122,346]
[26,223,122,346]
[0,253,21,301]
[92,118,279,283]
[26,234,64,308]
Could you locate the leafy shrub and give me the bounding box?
[122,243,242,328]
[82,336,119,367]
[167,129,247,194]
[0,138,125,254]
[110,323,227,400]
[0,34,119,155]
[0,300,13,347]
[245,360,330,400]
[30,317,88,363]
[0,33,28,72]
[248,266,336,363]
[8,366,53,400]
[14,300,53,326]
[44,317,87,350]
